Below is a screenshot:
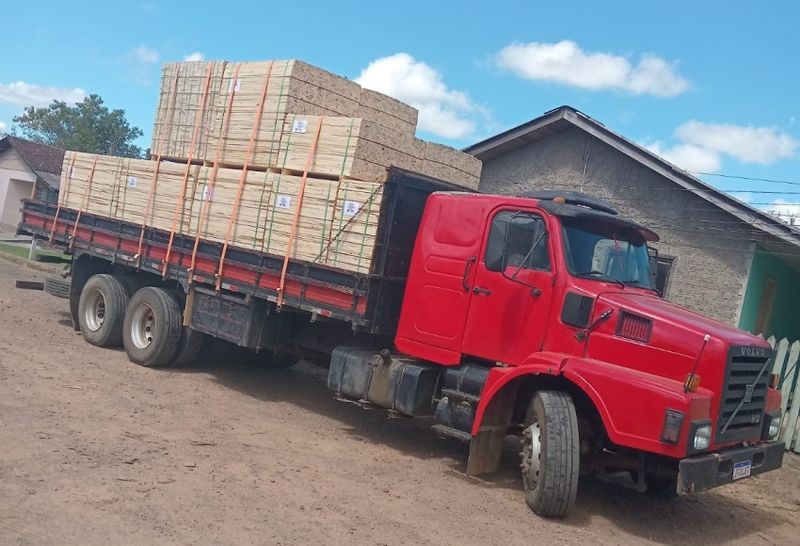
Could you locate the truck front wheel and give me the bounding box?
[78,274,130,347]
[122,287,182,367]
[521,391,580,518]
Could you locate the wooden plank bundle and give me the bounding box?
[150,59,481,189]
[57,58,483,279]
[58,151,383,274]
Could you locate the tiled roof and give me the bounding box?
[0,136,65,190]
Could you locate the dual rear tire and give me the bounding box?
[77,274,203,367]
[122,287,184,367]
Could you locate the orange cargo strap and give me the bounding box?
[275,118,325,309]
[69,155,99,249]
[214,62,275,290]
[162,63,214,277]
[136,65,182,267]
[135,158,163,266]
[189,62,244,281]
[49,151,78,243]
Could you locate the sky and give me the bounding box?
[1,0,799,217]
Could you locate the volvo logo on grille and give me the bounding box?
[739,346,767,358]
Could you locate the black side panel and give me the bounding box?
[191,289,267,348]
[561,292,594,327]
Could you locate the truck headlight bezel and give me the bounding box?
[688,419,712,454]
[762,412,781,441]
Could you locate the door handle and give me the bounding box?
[462,256,477,291]
[473,287,492,296]
[531,288,542,297]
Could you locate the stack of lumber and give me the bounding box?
[56,58,483,277]
[150,59,480,189]
[58,151,382,274]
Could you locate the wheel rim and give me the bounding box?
[521,421,542,491]
[83,289,106,332]
[130,303,156,349]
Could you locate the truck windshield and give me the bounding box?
[561,218,655,290]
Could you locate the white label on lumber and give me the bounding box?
[343,200,361,217]
[202,185,212,201]
[292,119,308,134]
[228,78,241,93]
[276,195,292,209]
[127,176,137,188]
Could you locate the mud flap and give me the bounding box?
[466,382,519,476]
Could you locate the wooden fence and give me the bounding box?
[767,336,800,453]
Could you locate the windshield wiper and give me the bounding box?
[574,270,625,288]
[619,279,658,292]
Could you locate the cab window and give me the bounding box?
[485,211,550,272]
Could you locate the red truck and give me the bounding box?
[19,168,784,518]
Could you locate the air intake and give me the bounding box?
[562,292,594,328]
[616,311,652,343]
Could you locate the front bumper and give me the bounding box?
[677,441,784,494]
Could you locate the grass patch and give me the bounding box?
[0,242,69,262]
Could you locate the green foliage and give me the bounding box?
[12,94,144,158]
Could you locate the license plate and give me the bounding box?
[732,460,752,480]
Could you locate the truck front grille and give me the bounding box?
[717,346,772,444]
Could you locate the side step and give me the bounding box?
[431,424,472,443]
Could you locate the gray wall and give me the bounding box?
[478,126,756,326]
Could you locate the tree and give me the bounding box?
[12,94,144,158]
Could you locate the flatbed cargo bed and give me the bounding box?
[19,168,468,334]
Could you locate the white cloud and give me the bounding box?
[647,141,722,172]
[675,121,799,165]
[646,121,799,173]
[762,199,800,225]
[132,45,159,64]
[183,52,205,62]
[0,120,6,133]
[355,53,478,139]
[494,40,689,98]
[0,81,87,107]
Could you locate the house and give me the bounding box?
[464,106,800,341]
[0,136,64,229]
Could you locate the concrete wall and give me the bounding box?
[0,148,35,229]
[478,126,756,326]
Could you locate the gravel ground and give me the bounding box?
[0,256,799,545]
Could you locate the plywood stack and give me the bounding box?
[150,59,480,189]
[417,141,482,190]
[58,151,383,274]
[57,58,483,278]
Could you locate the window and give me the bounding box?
[562,217,655,290]
[654,256,676,297]
[485,211,550,272]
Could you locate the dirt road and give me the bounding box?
[0,257,798,545]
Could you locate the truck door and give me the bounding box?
[395,194,488,365]
[462,210,555,364]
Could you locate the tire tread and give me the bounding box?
[524,390,580,518]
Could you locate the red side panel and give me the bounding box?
[395,194,489,365]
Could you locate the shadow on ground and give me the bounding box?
[155,352,789,545]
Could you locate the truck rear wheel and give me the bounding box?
[171,326,206,367]
[78,274,130,347]
[122,287,182,367]
[521,391,580,518]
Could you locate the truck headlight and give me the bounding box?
[693,424,712,451]
[762,412,781,441]
[768,414,781,440]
